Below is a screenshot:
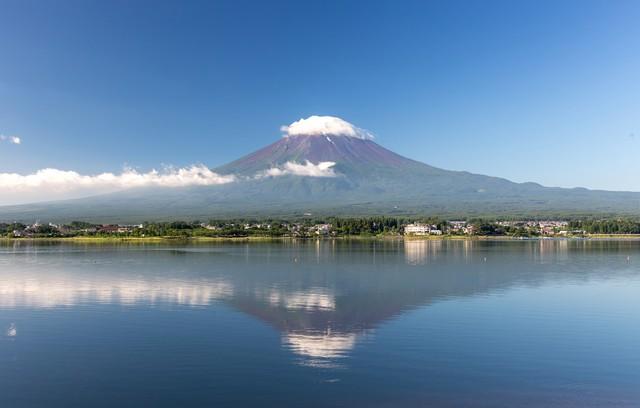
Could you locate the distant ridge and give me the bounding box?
[1,130,639,222]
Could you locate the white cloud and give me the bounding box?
[258,161,337,178]
[0,165,236,205]
[281,115,374,139]
[0,134,21,144]
[0,161,341,205]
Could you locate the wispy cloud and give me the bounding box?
[257,161,337,178]
[0,165,235,205]
[0,134,21,145]
[281,116,374,140]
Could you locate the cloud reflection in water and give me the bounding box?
[0,275,234,308]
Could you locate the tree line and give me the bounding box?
[4,217,640,238]
[568,220,640,234]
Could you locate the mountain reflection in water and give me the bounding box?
[1,239,638,371]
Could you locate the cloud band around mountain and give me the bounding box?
[258,161,337,178]
[0,165,236,205]
[0,165,235,191]
[0,161,339,205]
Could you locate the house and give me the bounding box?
[57,225,73,235]
[314,224,332,235]
[449,220,467,228]
[449,221,468,233]
[463,225,476,235]
[98,225,119,234]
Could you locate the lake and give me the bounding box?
[1,239,639,407]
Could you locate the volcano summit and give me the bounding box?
[1,116,639,222]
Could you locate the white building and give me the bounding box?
[404,223,432,235]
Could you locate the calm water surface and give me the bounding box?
[1,239,639,407]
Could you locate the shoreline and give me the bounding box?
[2,234,640,244]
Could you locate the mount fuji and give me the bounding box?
[1,116,639,222]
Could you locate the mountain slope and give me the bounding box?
[1,134,639,222]
[217,134,436,175]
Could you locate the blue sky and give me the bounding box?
[1,0,639,193]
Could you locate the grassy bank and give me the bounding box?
[585,234,640,239]
[0,236,289,244]
[3,234,640,244]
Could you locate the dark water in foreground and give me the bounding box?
[1,239,639,407]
